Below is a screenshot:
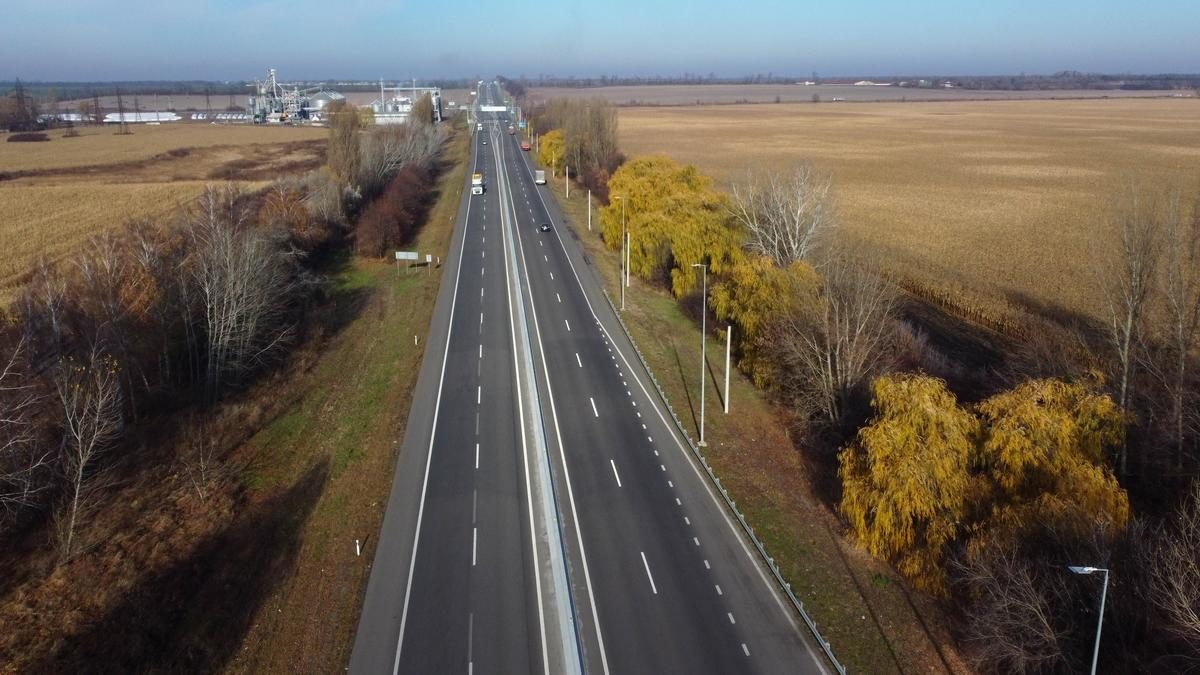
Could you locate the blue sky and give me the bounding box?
[2,0,1196,81]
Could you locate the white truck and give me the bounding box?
[471,172,485,195]
[534,170,546,185]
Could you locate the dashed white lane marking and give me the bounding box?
[590,397,598,417]
[648,436,653,443]
[715,584,723,595]
[472,527,478,566]
[704,559,711,570]
[642,423,647,429]
[727,613,736,625]
[480,287,484,298]
[565,319,572,332]
[742,643,751,656]
[481,266,484,276]
[676,497,682,506]
[482,250,485,258]
[654,450,659,457]
[475,443,480,470]
[576,353,582,368]
[610,459,622,487]
[480,312,484,325]
[477,386,481,405]
[556,293,562,303]
[640,551,658,595]
[684,516,691,525]
[668,480,674,488]
[693,537,700,546]
[660,464,666,472]
[550,272,554,280]
[544,254,548,262]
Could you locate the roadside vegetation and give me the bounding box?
[0,86,459,670]
[526,87,1200,671]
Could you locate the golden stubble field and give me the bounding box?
[617,98,1200,324]
[0,124,326,299]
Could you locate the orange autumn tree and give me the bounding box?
[839,374,979,593]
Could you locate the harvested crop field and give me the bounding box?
[617,98,1200,324]
[0,124,325,299]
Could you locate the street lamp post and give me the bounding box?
[616,196,626,310]
[691,263,708,446]
[1068,565,1109,675]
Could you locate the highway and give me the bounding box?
[351,82,828,674]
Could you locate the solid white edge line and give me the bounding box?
[640,551,658,595]
[392,127,479,674]
[515,146,828,673]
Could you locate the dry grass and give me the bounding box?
[618,98,1200,327]
[0,124,326,302]
[0,124,325,173]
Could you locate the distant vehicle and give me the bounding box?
[535,170,546,185]
[539,223,552,232]
[507,125,515,135]
[476,122,483,130]
[520,141,531,151]
[482,140,488,145]
[471,172,485,195]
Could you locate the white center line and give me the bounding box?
[640,551,658,595]
[610,459,622,487]
[590,397,598,417]
[576,353,582,368]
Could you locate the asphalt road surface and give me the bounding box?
[351,82,829,675]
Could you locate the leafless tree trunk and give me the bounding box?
[55,343,123,561]
[19,257,71,361]
[773,251,896,424]
[1150,479,1200,651]
[357,123,446,198]
[0,337,50,521]
[185,186,298,402]
[1099,185,1162,475]
[1147,192,1200,468]
[730,163,836,266]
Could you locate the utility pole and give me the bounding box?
[588,189,592,231]
[616,195,626,310]
[692,263,709,446]
[724,325,732,413]
[565,165,570,199]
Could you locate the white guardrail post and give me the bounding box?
[599,287,848,675]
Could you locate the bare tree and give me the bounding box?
[55,343,123,560]
[1099,184,1162,474]
[0,337,50,520]
[1146,191,1200,467]
[1151,479,1200,650]
[958,547,1068,673]
[185,186,298,401]
[357,123,446,199]
[774,251,896,424]
[19,257,71,362]
[731,163,836,266]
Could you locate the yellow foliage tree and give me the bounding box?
[538,129,565,172]
[710,256,820,388]
[973,378,1129,552]
[599,156,742,297]
[840,374,979,593]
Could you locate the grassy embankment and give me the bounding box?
[541,170,967,674]
[221,126,470,672]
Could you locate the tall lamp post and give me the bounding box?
[615,195,626,310]
[691,263,708,446]
[1068,565,1109,675]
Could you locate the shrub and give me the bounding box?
[6,132,49,142]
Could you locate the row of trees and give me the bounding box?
[0,105,448,564]
[529,98,621,197]
[587,145,1200,668]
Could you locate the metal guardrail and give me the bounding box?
[599,287,848,675]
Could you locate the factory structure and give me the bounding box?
[247,68,443,126]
